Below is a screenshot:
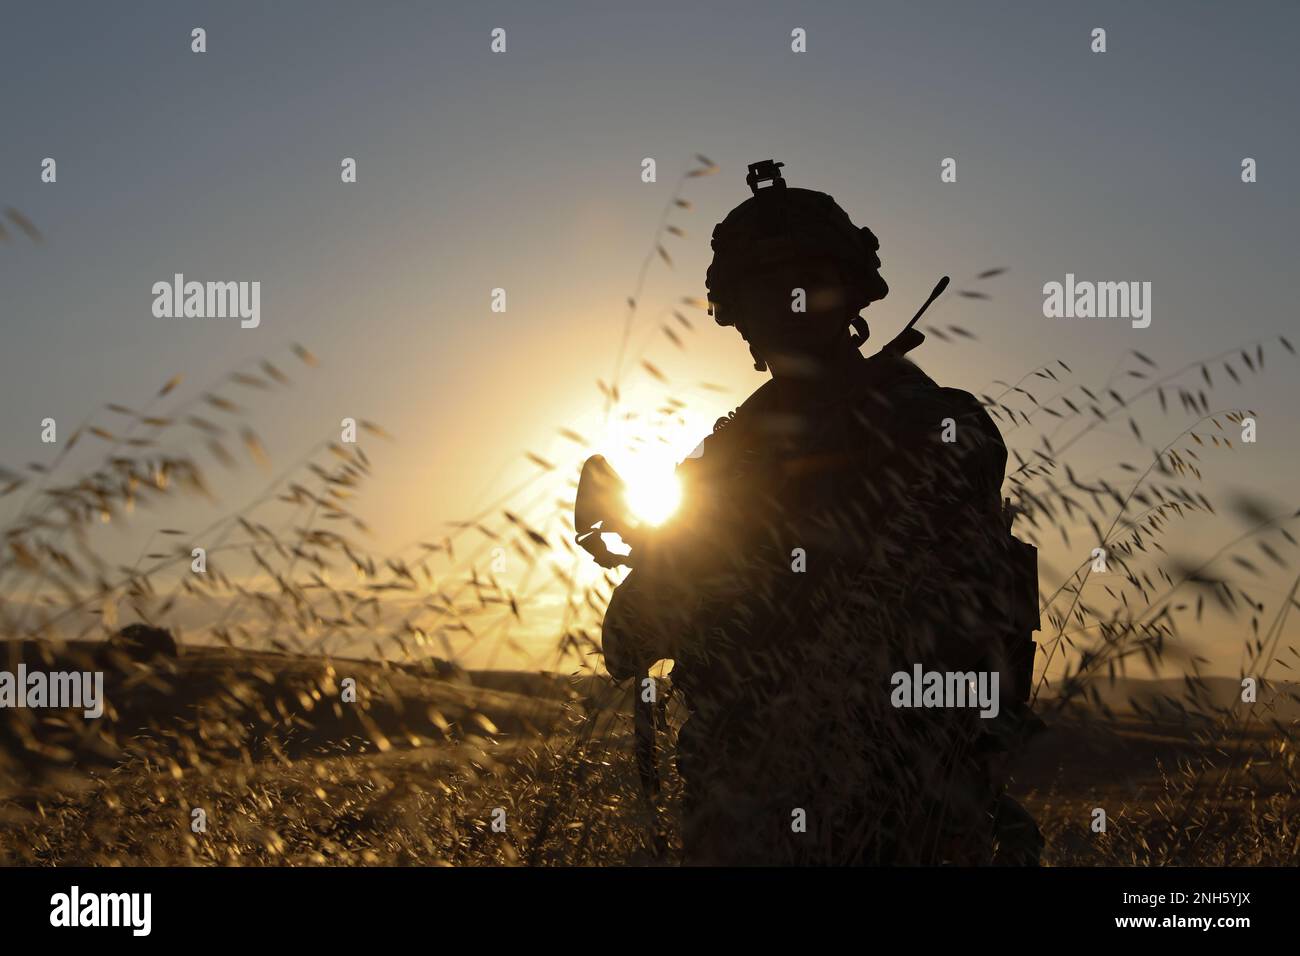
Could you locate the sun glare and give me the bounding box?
[596,401,718,530]
[623,468,682,526]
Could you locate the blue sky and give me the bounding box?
[2,1,1297,671]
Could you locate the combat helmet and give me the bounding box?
[705,160,889,356]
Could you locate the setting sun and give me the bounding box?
[623,468,682,526]
[596,403,715,530]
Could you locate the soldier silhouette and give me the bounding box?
[580,160,1043,865]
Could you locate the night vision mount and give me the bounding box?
[745,159,786,195]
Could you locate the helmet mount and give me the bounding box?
[745,160,787,195]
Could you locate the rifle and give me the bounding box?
[634,666,668,857]
[572,457,668,853]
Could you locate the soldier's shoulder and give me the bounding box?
[677,381,772,465]
[855,353,1002,439]
[854,352,944,412]
[713,379,780,437]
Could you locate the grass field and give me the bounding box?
[3,642,1296,866]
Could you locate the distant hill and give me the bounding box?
[1039,675,1300,722]
[0,640,577,788]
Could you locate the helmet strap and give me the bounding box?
[849,315,870,348]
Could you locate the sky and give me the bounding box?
[2,0,1297,674]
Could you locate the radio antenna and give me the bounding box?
[881,275,950,356]
[905,275,949,333]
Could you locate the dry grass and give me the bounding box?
[2,157,1297,865]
